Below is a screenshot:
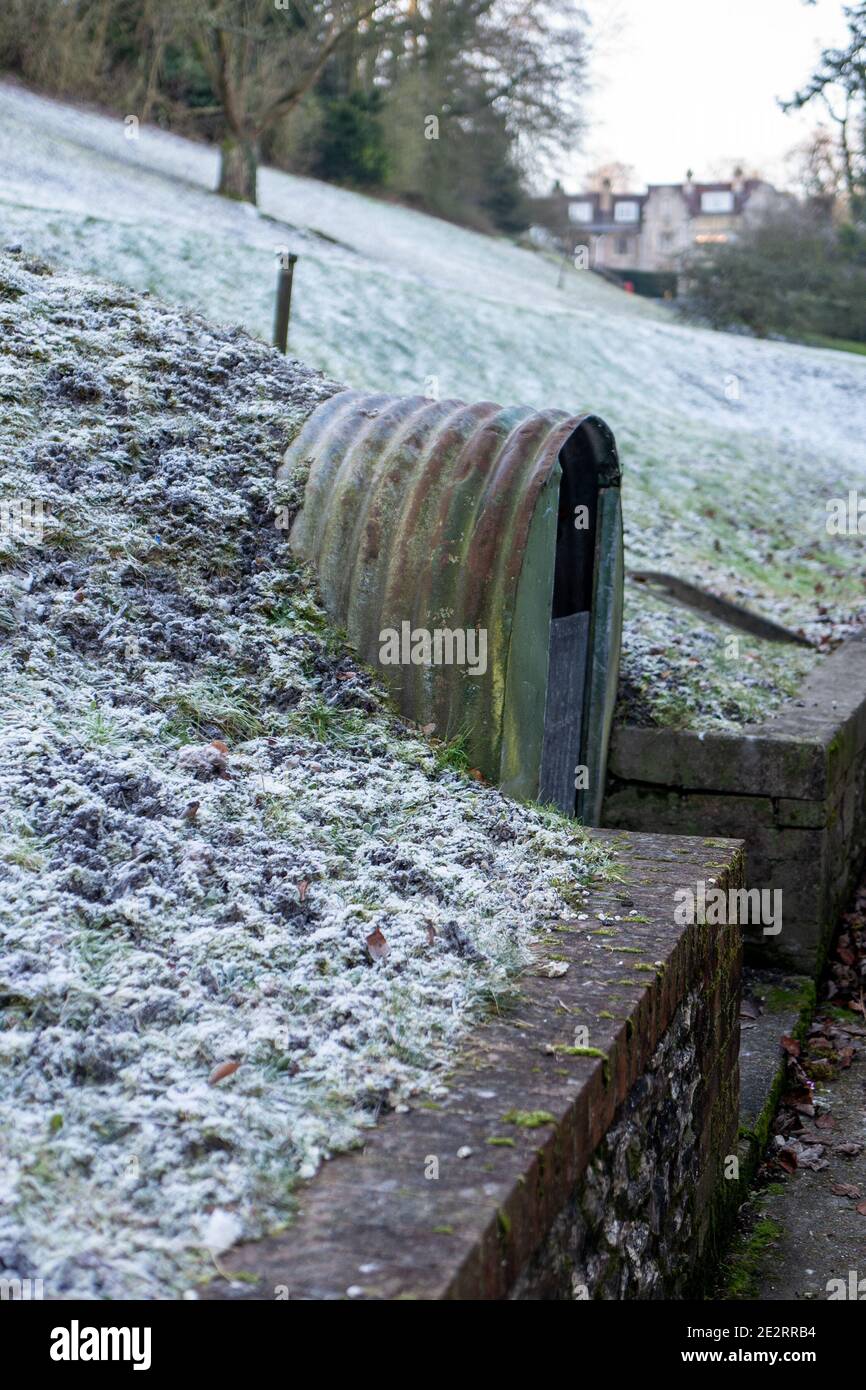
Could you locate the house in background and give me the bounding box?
[533,170,786,285]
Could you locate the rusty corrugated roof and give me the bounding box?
[282,390,620,814]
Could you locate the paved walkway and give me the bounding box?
[754,1031,866,1300]
[721,878,866,1302]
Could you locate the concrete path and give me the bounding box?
[754,1024,866,1301]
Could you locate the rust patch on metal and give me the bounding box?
[282,391,621,817]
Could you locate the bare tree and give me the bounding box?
[584,162,637,192]
[786,127,849,210]
[783,1,866,216]
[180,0,388,203]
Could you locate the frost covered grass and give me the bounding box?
[0,250,611,1298]
[2,80,865,730]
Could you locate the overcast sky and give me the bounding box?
[567,0,850,190]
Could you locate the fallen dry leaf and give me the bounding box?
[366,927,390,962]
[210,740,229,755]
[209,1060,240,1086]
[784,1087,815,1116]
[297,878,309,902]
[796,1129,826,1145]
[781,1036,800,1057]
[426,924,437,946]
[831,1183,862,1199]
[857,1201,866,1217]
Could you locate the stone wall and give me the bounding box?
[511,991,722,1299]
[203,830,743,1301]
[603,635,866,976]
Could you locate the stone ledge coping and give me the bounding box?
[609,634,866,802]
[203,829,743,1302]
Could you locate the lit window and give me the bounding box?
[614,201,640,223]
[701,190,735,214]
[568,201,594,223]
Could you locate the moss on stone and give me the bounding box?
[764,981,816,1016]
[502,1109,555,1129]
[719,1215,783,1300]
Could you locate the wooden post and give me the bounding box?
[274,252,298,353]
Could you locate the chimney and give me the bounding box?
[599,177,613,215]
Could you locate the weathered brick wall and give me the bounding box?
[604,635,866,976]
[511,943,740,1297]
[205,831,743,1301]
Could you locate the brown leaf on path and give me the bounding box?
[426,924,437,945]
[838,1046,855,1068]
[783,1086,815,1116]
[835,1141,864,1157]
[209,1060,240,1086]
[210,740,229,755]
[815,1113,836,1130]
[831,1183,862,1199]
[780,1036,800,1057]
[857,1201,866,1217]
[777,1147,798,1173]
[366,927,390,962]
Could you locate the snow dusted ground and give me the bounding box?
[2,81,865,729]
[0,250,612,1297]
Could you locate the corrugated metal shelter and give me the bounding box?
[282,390,622,823]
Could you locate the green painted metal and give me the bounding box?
[282,390,622,823]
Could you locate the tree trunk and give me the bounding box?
[218,135,259,204]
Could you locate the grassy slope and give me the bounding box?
[0,249,613,1297]
[1,79,864,732]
